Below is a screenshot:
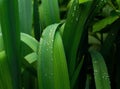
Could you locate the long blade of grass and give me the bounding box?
[0,51,13,89]
[53,31,70,89]
[62,0,92,77]
[39,0,60,29]
[89,49,111,89]
[18,0,33,35]
[71,56,84,88]
[0,0,21,89]
[38,24,70,89]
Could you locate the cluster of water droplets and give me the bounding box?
[71,4,80,23]
[93,60,110,84]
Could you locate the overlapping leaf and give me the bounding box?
[38,24,70,89]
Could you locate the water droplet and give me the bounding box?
[102,73,110,80]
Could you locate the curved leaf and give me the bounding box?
[24,52,38,64]
[89,49,111,89]
[21,33,39,52]
[38,24,70,89]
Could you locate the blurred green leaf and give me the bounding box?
[116,0,120,8]
[88,35,100,45]
[0,0,21,88]
[93,16,119,32]
[0,51,13,89]
[89,49,111,89]
[18,0,33,35]
[39,0,60,29]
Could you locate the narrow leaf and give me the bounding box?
[25,52,38,64]
[0,0,21,89]
[93,16,119,32]
[18,0,33,35]
[89,49,111,89]
[0,51,13,89]
[53,32,70,89]
[38,24,70,89]
[39,0,60,28]
[71,56,84,88]
[63,0,92,77]
[21,33,39,52]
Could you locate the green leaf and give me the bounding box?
[53,32,70,89]
[21,33,39,52]
[71,56,84,88]
[88,35,100,45]
[89,49,111,89]
[0,0,21,89]
[0,51,13,89]
[63,0,92,77]
[116,0,120,8]
[25,52,38,64]
[39,0,60,29]
[79,0,91,4]
[38,24,70,89]
[93,16,119,32]
[18,0,33,35]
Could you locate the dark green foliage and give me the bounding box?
[0,0,120,89]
